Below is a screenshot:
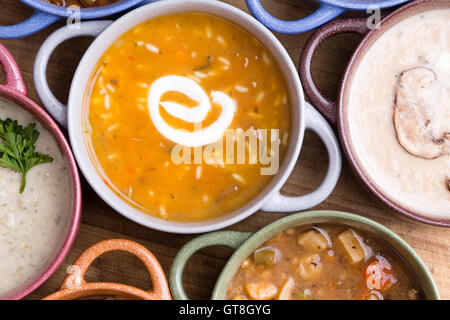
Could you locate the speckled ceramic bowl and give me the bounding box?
[299,0,450,227]
[170,210,440,300]
[34,0,342,234]
[0,44,81,300]
[43,239,171,300]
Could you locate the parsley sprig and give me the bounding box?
[0,118,53,193]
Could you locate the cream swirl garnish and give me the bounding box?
[148,75,235,147]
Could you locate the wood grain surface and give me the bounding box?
[1,0,448,300]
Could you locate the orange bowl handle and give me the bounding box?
[60,239,171,300]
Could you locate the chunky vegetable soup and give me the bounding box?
[227,224,423,300]
[83,12,291,222]
[45,0,120,7]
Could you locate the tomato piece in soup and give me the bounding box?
[365,256,397,291]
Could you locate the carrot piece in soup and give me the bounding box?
[365,256,397,291]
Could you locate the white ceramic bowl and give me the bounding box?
[34,0,341,234]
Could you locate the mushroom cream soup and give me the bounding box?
[84,12,291,222]
[0,98,70,295]
[347,9,450,218]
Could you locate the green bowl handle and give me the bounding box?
[169,231,251,300]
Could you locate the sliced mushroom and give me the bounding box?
[394,67,449,159]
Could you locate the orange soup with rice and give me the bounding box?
[83,12,291,222]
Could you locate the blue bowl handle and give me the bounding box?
[246,0,345,34]
[0,10,60,39]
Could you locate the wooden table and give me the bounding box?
[1,0,449,300]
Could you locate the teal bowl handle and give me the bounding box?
[170,231,251,300]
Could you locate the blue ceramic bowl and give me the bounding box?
[0,0,149,39]
[245,0,412,34]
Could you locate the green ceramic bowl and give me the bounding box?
[170,210,440,300]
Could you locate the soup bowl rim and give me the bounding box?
[66,0,310,234]
[205,210,440,300]
[0,47,81,300]
[299,0,450,226]
[338,0,450,227]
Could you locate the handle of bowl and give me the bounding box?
[0,44,27,95]
[0,10,60,39]
[261,102,341,212]
[59,239,171,300]
[299,18,369,124]
[245,0,345,34]
[170,231,252,300]
[299,18,369,125]
[34,20,112,128]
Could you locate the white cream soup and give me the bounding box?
[348,9,450,218]
[0,98,71,296]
